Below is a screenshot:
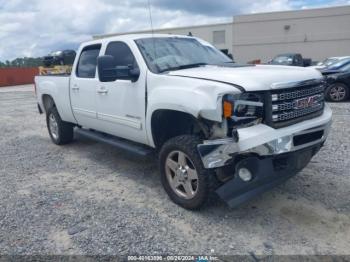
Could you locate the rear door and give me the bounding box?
[70,44,101,129]
[95,41,148,144]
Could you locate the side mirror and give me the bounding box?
[114,65,140,82]
[129,67,140,82]
[97,55,140,82]
[97,55,117,82]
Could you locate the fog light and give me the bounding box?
[238,168,253,182]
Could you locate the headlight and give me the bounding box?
[223,93,264,127]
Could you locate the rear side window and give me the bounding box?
[105,42,138,68]
[76,44,101,78]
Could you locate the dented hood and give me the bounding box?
[168,64,323,91]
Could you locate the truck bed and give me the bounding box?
[35,75,76,124]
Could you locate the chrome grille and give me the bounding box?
[271,85,325,101]
[272,94,324,112]
[271,82,325,127]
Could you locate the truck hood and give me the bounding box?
[168,64,323,91]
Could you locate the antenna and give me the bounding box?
[147,0,154,36]
[147,0,157,58]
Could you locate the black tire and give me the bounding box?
[325,83,349,102]
[159,135,215,210]
[46,107,74,145]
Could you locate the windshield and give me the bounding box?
[135,37,232,73]
[327,58,350,70]
[271,55,293,65]
[318,58,337,66]
[341,63,350,71]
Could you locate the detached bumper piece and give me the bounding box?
[216,143,322,208]
[37,103,43,114]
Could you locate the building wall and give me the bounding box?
[151,23,234,55]
[232,5,350,63]
[94,5,350,64]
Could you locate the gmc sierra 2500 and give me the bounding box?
[35,34,332,209]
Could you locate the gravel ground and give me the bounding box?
[0,85,349,257]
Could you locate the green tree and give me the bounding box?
[0,57,43,68]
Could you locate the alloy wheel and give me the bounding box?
[49,113,59,140]
[165,150,199,199]
[330,85,347,101]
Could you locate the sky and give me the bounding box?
[0,0,349,61]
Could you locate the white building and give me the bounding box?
[94,5,350,63]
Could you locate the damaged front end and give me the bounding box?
[198,120,331,207]
[197,84,332,207]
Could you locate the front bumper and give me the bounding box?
[198,104,332,169]
[198,105,332,208]
[216,143,322,207]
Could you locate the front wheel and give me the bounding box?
[325,83,349,102]
[46,107,74,145]
[159,135,214,210]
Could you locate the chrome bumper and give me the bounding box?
[198,105,332,169]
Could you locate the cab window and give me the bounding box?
[76,44,101,78]
[105,42,138,69]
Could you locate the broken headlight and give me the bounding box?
[223,93,264,127]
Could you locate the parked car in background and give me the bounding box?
[312,56,350,70]
[43,50,76,67]
[40,50,76,76]
[320,57,350,72]
[268,53,311,67]
[321,58,350,102]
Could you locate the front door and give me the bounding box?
[95,41,148,144]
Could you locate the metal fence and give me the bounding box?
[0,67,39,87]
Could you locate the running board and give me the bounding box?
[75,128,154,156]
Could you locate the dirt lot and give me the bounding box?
[0,85,349,257]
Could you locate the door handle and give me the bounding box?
[97,87,108,94]
[72,85,79,91]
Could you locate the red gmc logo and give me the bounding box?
[294,95,319,109]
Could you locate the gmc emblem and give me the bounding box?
[294,95,319,110]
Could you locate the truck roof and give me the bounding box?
[275,53,302,57]
[84,33,194,45]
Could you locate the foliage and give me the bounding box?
[0,57,43,68]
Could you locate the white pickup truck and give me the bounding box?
[35,34,332,209]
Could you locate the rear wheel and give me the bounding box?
[159,135,215,210]
[46,107,74,145]
[326,83,349,102]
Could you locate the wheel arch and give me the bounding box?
[42,94,56,113]
[150,109,210,149]
[330,80,349,87]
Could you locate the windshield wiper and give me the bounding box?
[160,62,208,73]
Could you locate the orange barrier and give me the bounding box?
[247,59,261,65]
[0,67,39,87]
